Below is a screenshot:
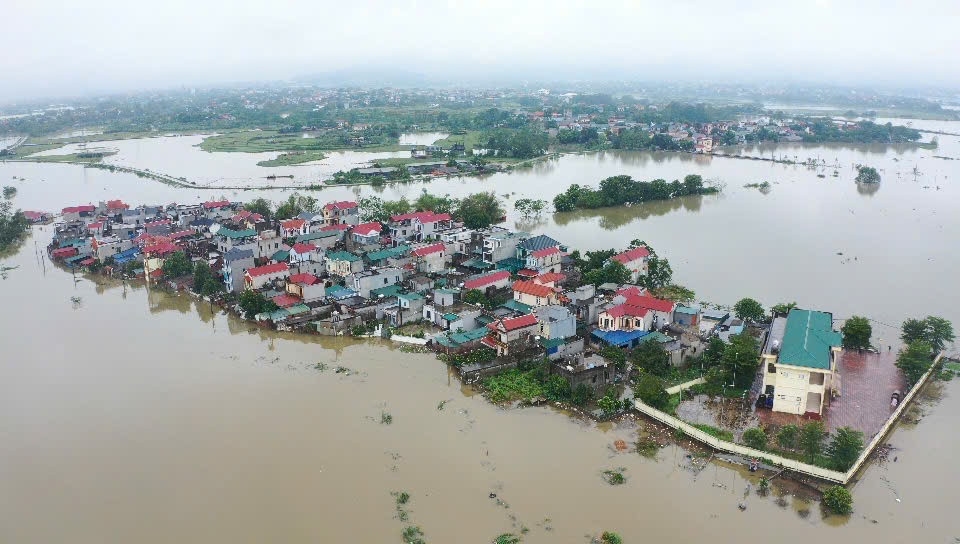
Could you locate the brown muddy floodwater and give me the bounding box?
[1,226,958,544]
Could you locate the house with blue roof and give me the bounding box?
[760,308,842,417]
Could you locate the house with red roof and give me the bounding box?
[410,242,449,273]
[279,218,309,238]
[463,270,511,292]
[321,200,359,226]
[202,200,233,220]
[610,246,651,283]
[481,313,540,356]
[102,199,130,212]
[22,211,50,223]
[533,272,566,288]
[524,245,563,274]
[512,280,560,307]
[286,273,325,303]
[389,211,453,244]
[61,204,96,222]
[612,286,675,328]
[289,242,319,264]
[202,200,230,210]
[87,221,105,236]
[351,222,382,245]
[598,303,651,332]
[244,262,290,290]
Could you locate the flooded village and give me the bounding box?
[40,190,953,503]
[4,83,960,543]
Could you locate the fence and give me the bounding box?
[633,352,945,485]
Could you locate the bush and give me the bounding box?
[822,486,853,515]
[601,531,623,544]
[742,427,768,450]
[799,421,826,459]
[571,383,593,406]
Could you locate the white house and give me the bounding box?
[244,262,290,290]
[525,246,563,274]
[286,273,325,303]
[321,200,359,226]
[279,219,309,238]
[289,242,320,264]
[351,222,382,245]
[610,246,650,284]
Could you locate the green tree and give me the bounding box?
[799,421,826,459]
[201,277,224,297]
[600,531,623,544]
[721,333,760,388]
[455,192,504,229]
[776,424,799,450]
[742,427,767,450]
[642,255,672,290]
[896,340,934,386]
[600,345,627,371]
[238,289,277,320]
[924,316,955,353]
[571,383,593,406]
[855,165,881,184]
[583,260,631,287]
[634,373,669,410]
[413,191,456,215]
[244,198,272,219]
[900,318,928,345]
[702,337,727,368]
[161,251,192,278]
[631,340,671,377]
[462,289,492,308]
[652,284,695,304]
[770,302,797,317]
[193,261,213,289]
[733,298,765,322]
[597,391,621,416]
[514,198,547,219]
[840,316,872,350]
[827,427,864,471]
[822,486,853,515]
[544,375,572,402]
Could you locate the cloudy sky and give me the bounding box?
[3,0,958,101]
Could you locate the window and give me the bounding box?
[383,278,388,285]
[767,363,776,373]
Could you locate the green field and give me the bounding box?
[431,130,485,150]
[256,151,327,167]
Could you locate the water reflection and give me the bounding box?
[552,194,709,230]
[856,181,880,197]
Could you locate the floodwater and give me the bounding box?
[2,119,960,542]
[0,227,958,543]
[399,132,449,146]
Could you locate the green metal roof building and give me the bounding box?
[779,309,842,370]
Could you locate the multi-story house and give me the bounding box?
[512,280,560,308]
[609,246,650,284]
[321,200,359,226]
[410,242,449,273]
[222,248,255,293]
[244,262,290,290]
[760,309,842,417]
[351,222,382,245]
[325,251,364,278]
[481,313,539,357]
[389,211,452,245]
[346,266,404,298]
[215,227,258,254]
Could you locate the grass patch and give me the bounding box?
[256,150,326,167]
[381,411,393,425]
[691,423,734,441]
[636,436,659,458]
[602,469,627,485]
[493,534,520,544]
[199,129,402,153]
[481,369,545,403]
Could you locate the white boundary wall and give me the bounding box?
[634,353,943,485]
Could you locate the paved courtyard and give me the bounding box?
[757,349,907,439]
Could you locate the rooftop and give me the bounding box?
[247,262,289,278]
[518,234,560,251]
[779,309,842,370]
[611,246,650,264]
[326,250,361,263]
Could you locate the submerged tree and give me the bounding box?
[733,298,765,323]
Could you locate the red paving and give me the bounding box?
[757,349,906,440]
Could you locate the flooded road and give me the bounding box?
[0,228,957,543]
[2,122,959,542]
